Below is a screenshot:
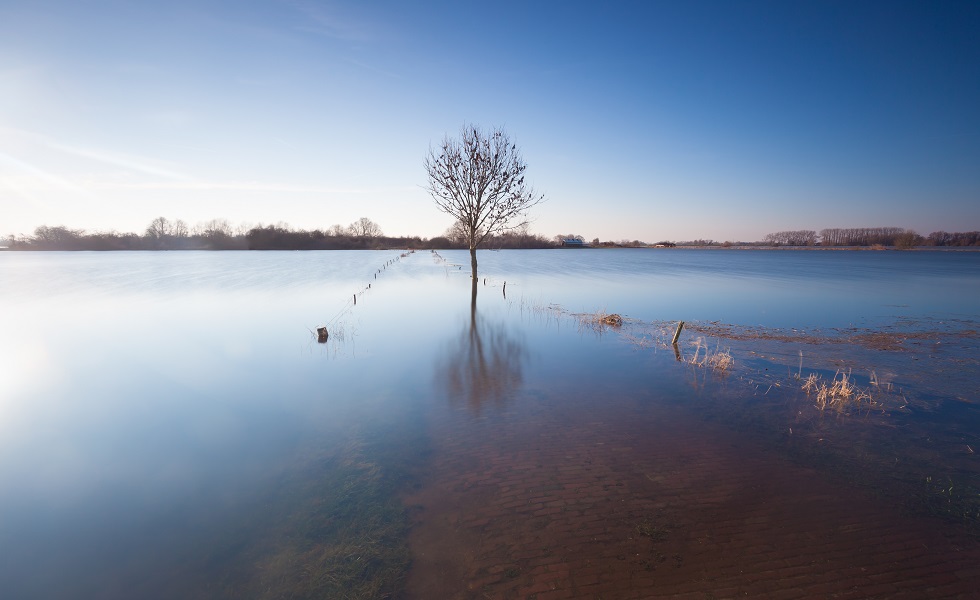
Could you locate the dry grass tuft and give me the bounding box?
[804,370,876,411]
[802,373,820,393]
[707,349,734,371]
[688,337,734,372]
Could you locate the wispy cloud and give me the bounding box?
[0,152,95,198]
[83,180,416,194]
[43,139,190,180]
[0,126,191,181]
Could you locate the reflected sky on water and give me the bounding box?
[0,249,978,597]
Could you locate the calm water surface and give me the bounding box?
[1,249,978,598]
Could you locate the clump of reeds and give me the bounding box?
[688,337,734,371]
[803,370,876,411]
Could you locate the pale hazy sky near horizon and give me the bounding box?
[1,0,978,242]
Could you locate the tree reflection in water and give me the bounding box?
[437,281,527,412]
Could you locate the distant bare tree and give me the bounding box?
[444,219,475,245]
[234,222,253,237]
[326,224,347,237]
[199,218,232,238]
[347,217,383,238]
[32,225,84,247]
[172,219,189,238]
[894,230,923,249]
[425,124,543,285]
[145,217,173,239]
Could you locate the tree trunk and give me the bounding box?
[470,246,479,310]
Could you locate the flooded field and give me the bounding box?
[1,249,978,598]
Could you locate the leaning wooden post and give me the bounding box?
[671,321,685,345]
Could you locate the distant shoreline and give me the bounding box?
[3,245,978,253]
[642,245,980,252]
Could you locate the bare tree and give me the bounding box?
[425,124,543,284]
[444,218,476,246]
[172,219,189,238]
[347,217,383,238]
[199,218,232,239]
[234,222,253,238]
[145,216,173,239]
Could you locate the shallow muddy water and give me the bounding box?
[1,249,978,598]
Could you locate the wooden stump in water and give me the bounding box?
[671,321,685,345]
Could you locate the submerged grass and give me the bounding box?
[510,301,980,534]
[252,450,410,600]
[196,435,415,600]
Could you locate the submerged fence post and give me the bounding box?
[671,321,685,345]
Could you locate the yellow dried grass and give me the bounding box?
[804,370,876,411]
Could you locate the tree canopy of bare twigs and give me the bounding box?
[347,217,383,238]
[424,124,543,281]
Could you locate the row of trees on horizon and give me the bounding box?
[4,217,556,251]
[762,228,980,248]
[4,218,979,251]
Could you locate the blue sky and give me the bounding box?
[1,0,978,242]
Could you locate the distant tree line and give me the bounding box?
[7,216,558,251]
[923,231,980,247]
[12,218,976,252]
[439,221,554,250]
[759,227,980,248]
[763,230,818,246]
[817,227,908,246]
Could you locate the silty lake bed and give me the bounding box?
[1,248,978,599]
